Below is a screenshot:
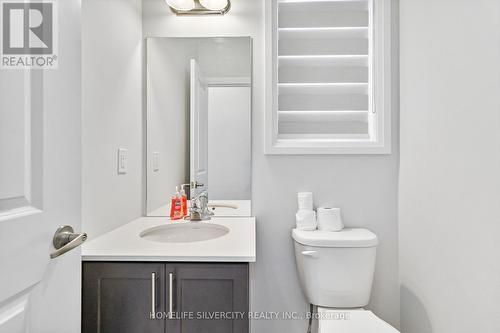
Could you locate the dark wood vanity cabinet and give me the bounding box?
[82,262,166,333]
[82,262,249,333]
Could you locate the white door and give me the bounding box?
[0,0,82,332]
[190,59,208,198]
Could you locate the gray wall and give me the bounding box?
[143,0,400,331]
[399,1,500,333]
[82,0,143,238]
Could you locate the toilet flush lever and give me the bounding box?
[301,250,319,259]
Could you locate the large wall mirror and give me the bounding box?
[146,37,252,217]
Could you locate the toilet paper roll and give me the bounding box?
[296,209,317,231]
[317,207,344,232]
[297,192,313,211]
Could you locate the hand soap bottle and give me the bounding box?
[169,186,183,220]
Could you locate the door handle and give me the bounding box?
[50,225,87,259]
[190,181,204,189]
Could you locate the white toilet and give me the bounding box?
[292,228,399,333]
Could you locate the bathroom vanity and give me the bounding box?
[82,262,248,333]
[81,36,255,333]
[82,217,255,333]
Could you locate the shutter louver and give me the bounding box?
[277,0,373,141]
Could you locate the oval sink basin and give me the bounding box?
[139,222,229,243]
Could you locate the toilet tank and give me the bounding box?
[292,228,378,308]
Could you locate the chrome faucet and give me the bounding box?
[189,190,213,221]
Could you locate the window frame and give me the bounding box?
[265,0,392,155]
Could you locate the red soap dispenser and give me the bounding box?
[169,186,183,220]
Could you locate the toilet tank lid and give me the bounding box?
[292,228,378,248]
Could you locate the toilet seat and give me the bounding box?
[318,307,399,333]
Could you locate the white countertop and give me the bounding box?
[82,216,256,262]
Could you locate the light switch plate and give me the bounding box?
[153,152,160,172]
[117,148,128,174]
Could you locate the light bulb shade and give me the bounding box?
[165,0,196,11]
[199,0,229,11]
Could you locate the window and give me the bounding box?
[265,0,392,154]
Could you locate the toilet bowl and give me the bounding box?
[292,228,400,333]
[317,307,399,333]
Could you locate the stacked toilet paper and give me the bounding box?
[295,192,344,232]
[295,192,317,231]
[298,192,314,211]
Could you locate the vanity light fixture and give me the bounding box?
[165,0,230,15]
[199,0,228,10]
[165,0,195,11]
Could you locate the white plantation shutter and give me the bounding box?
[266,0,392,154]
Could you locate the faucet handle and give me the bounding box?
[189,190,212,221]
[198,192,208,208]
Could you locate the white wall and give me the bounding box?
[399,1,500,332]
[208,86,252,200]
[82,0,143,238]
[143,0,400,331]
[146,38,193,213]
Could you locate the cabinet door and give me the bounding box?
[166,263,249,333]
[82,262,165,333]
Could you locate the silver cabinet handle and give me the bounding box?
[151,272,157,319]
[168,272,174,318]
[50,225,87,259]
